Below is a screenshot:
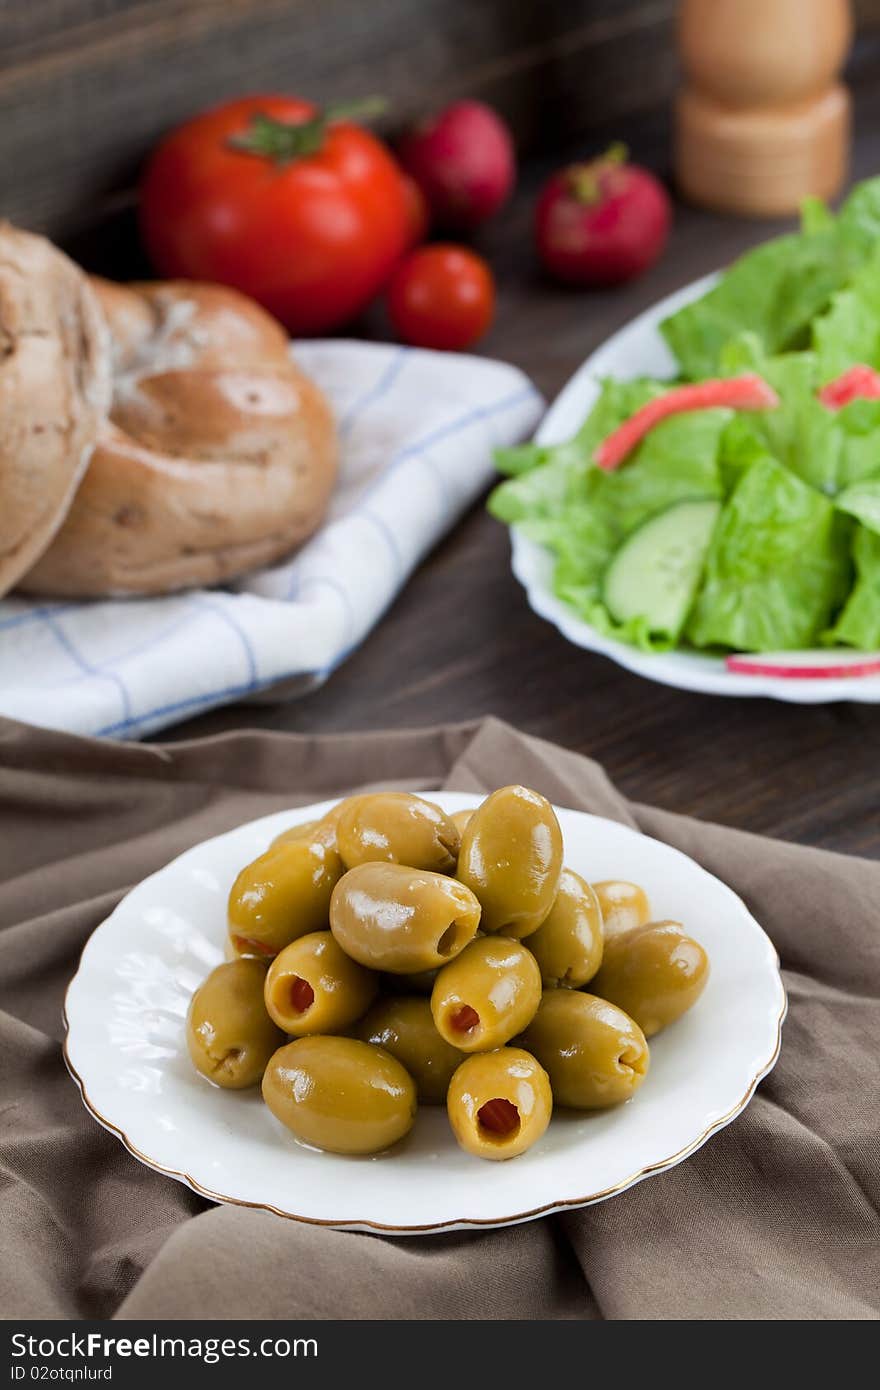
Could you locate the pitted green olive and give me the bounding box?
[336,792,459,873]
[591,921,709,1037]
[264,930,378,1035]
[593,880,651,939]
[187,959,284,1089]
[447,1047,552,1160]
[330,862,481,973]
[271,818,320,848]
[457,785,563,938]
[521,990,649,1109]
[262,1036,417,1154]
[526,868,603,988]
[431,936,542,1052]
[228,837,344,958]
[271,796,366,852]
[358,996,465,1103]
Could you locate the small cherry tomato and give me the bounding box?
[387,244,495,350]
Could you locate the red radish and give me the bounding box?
[727,651,880,680]
[594,374,779,471]
[818,364,880,409]
[397,99,516,229]
[535,144,671,286]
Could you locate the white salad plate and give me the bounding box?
[64,792,786,1234]
[511,272,880,703]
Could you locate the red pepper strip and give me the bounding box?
[593,374,780,471]
[818,364,880,409]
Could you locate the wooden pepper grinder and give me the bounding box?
[675,0,853,216]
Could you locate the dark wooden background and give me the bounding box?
[3,0,880,238]
[2,1,879,858]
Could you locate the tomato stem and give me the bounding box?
[228,96,387,165]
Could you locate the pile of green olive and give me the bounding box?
[186,786,710,1161]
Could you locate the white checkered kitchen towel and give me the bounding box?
[0,341,543,739]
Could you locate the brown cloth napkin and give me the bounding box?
[1,714,878,1322]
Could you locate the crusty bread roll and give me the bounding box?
[0,223,111,597]
[19,278,337,597]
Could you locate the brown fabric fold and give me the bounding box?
[0,714,877,1321]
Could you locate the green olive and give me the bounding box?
[271,795,366,852]
[450,808,476,835]
[228,837,344,958]
[593,880,651,939]
[270,818,320,848]
[330,862,481,973]
[457,785,563,938]
[262,1037,417,1155]
[526,868,603,988]
[447,1048,552,1160]
[336,792,460,873]
[521,990,649,1109]
[591,921,709,1037]
[431,936,542,1052]
[358,996,465,1103]
[264,930,378,1036]
[187,959,284,1089]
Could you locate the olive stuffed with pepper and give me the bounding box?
[431,935,542,1052]
[446,1047,552,1159]
[522,989,649,1109]
[187,958,284,1089]
[336,792,460,873]
[457,785,563,938]
[228,837,343,958]
[593,880,651,939]
[330,862,481,973]
[262,1036,417,1155]
[264,930,378,1035]
[358,996,465,1103]
[591,921,709,1037]
[527,868,603,988]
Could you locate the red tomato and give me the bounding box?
[140,95,410,334]
[399,171,431,249]
[387,245,495,351]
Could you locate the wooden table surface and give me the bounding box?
[162,95,880,860]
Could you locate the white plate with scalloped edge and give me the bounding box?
[510,272,880,703]
[64,792,785,1234]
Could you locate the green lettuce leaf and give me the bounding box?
[489,377,663,526]
[824,525,880,649]
[717,332,880,496]
[687,453,852,651]
[834,478,880,535]
[812,249,880,380]
[490,384,730,652]
[836,177,880,253]
[660,179,880,380]
[660,229,861,380]
[550,410,729,651]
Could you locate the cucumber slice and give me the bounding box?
[603,499,720,637]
